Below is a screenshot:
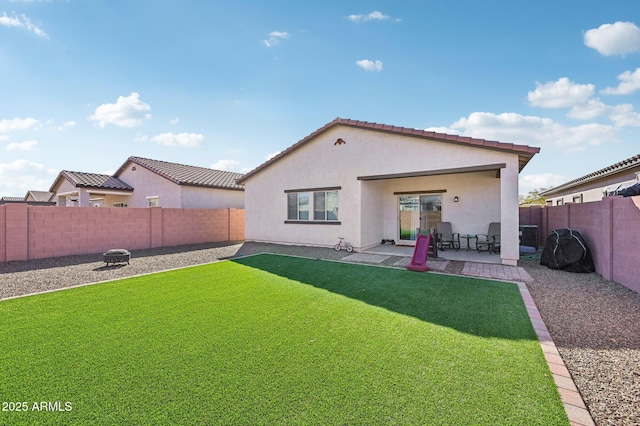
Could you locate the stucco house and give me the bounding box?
[112,156,244,208]
[25,190,54,203]
[50,156,244,208]
[237,118,540,266]
[50,171,134,207]
[541,153,640,205]
[0,190,55,206]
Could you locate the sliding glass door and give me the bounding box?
[398,194,442,243]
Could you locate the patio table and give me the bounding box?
[460,234,477,251]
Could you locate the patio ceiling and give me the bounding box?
[357,163,506,181]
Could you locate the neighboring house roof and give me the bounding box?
[236,118,540,184]
[25,190,54,202]
[114,156,244,191]
[49,171,134,193]
[540,153,640,196]
[1,193,56,205]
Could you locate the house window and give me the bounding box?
[287,192,309,220]
[572,194,583,204]
[286,187,341,224]
[147,196,160,207]
[314,191,339,221]
[556,199,563,206]
[113,203,128,208]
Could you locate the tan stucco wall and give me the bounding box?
[117,165,182,207]
[181,186,244,209]
[117,164,243,208]
[243,125,523,264]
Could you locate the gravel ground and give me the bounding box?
[1,242,638,425]
[521,259,640,426]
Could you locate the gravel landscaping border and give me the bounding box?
[1,241,638,425]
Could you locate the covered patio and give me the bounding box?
[364,243,503,264]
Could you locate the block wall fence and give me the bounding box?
[0,205,244,263]
[519,196,640,294]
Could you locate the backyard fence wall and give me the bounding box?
[0,205,244,263]
[519,196,640,294]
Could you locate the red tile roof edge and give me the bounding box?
[237,118,540,184]
[49,171,134,192]
[541,153,640,195]
[114,156,245,190]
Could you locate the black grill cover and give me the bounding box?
[540,229,595,273]
[618,182,640,197]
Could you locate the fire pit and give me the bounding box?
[103,249,131,266]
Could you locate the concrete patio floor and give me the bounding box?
[361,244,533,283]
[364,244,503,264]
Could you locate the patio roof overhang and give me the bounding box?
[356,163,506,181]
[57,189,133,196]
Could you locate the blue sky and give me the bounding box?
[1,0,639,198]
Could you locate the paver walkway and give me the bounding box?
[462,261,533,282]
[517,282,595,426]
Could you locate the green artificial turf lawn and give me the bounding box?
[0,254,568,425]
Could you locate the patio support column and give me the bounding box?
[78,189,91,207]
[500,161,519,266]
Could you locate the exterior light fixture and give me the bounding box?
[454,196,459,202]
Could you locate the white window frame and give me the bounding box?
[146,196,160,207]
[285,187,341,224]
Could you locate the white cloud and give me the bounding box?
[356,59,383,72]
[6,140,38,151]
[519,173,568,195]
[0,12,48,38]
[347,11,400,23]
[263,31,289,47]
[528,78,595,108]
[584,21,640,56]
[265,151,281,161]
[447,111,618,153]
[89,92,151,128]
[567,99,610,120]
[211,159,249,173]
[169,116,179,125]
[601,67,640,95]
[149,132,203,147]
[0,159,57,197]
[422,126,458,135]
[52,120,78,132]
[0,117,41,133]
[609,103,640,127]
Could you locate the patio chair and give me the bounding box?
[436,222,460,251]
[476,222,501,254]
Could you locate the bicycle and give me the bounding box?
[334,237,353,253]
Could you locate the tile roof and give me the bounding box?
[115,156,244,191]
[49,171,134,192]
[541,153,640,196]
[236,118,540,184]
[1,196,26,202]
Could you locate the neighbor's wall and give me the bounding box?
[0,204,244,262]
[519,196,640,294]
[544,168,640,206]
